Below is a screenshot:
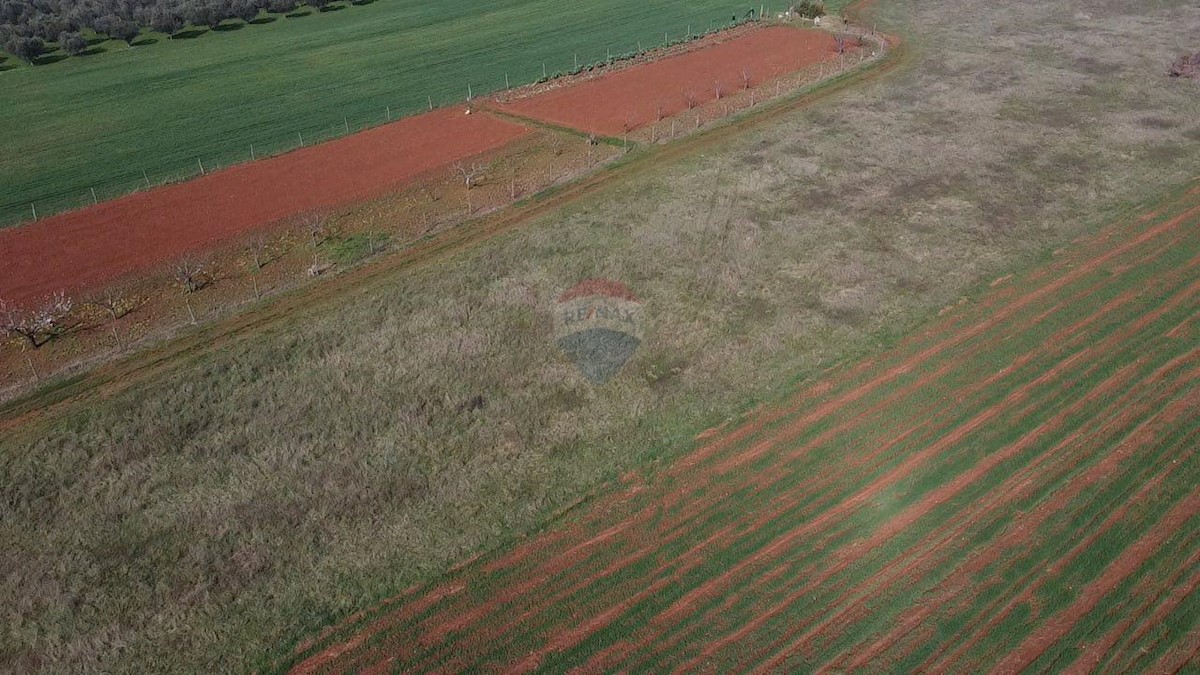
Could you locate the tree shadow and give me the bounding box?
[32,53,69,66]
[81,45,108,56]
[0,62,14,72]
[172,28,209,39]
[131,37,159,46]
[319,4,346,11]
[285,9,312,18]
[249,15,277,24]
[350,0,375,6]
[213,22,245,31]
[86,36,108,46]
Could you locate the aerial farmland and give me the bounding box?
[0,0,1197,672]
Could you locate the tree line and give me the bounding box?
[2,0,355,64]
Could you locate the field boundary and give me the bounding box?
[0,9,907,433]
[0,14,764,229]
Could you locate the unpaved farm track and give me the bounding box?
[281,184,1200,672]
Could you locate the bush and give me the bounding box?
[233,0,258,23]
[4,34,43,62]
[268,0,297,13]
[110,19,140,44]
[150,8,184,35]
[58,30,87,55]
[793,1,826,19]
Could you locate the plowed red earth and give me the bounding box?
[278,183,1200,673]
[496,26,838,136]
[0,108,528,307]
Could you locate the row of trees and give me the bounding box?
[1,0,347,63]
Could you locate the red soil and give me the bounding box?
[0,108,529,307]
[995,486,1200,674]
[496,26,838,137]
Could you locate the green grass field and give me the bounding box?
[0,0,826,226]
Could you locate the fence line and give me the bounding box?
[0,14,760,228]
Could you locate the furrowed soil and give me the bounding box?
[281,181,1200,672]
[496,26,840,136]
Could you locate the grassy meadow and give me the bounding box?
[0,0,805,226]
[1,0,1199,671]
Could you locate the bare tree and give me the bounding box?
[453,161,487,189]
[174,257,210,294]
[1,292,74,349]
[835,33,847,54]
[656,104,665,122]
[301,212,330,248]
[683,90,698,109]
[740,68,753,89]
[86,286,133,349]
[248,233,273,270]
[714,80,725,100]
[88,285,132,321]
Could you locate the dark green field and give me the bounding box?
[0,0,824,226]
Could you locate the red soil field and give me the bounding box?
[496,26,839,137]
[0,108,529,308]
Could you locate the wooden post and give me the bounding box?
[197,157,205,174]
[467,83,472,100]
[143,170,150,188]
[428,95,433,110]
[30,203,37,221]
[298,131,304,147]
[25,353,38,383]
[542,62,547,78]
[251,144,256,160]
[386,106,391,121]
[574,53,578,69]
[344,117,350,134]
[505,72,510,89]
[91,187,98,204]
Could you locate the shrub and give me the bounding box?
[4,34,43,62]
[58,30,87,55]
[150,8,184,35]
[793,1,826,19]
[110,19,139,45]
